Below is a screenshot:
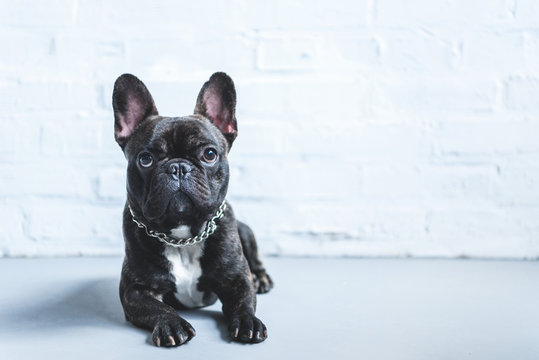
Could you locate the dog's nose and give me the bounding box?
[168,163,191,180]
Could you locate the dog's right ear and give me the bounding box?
[112,74,158,149]
[194,72,238,148]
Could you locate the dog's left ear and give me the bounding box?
[194,72,238,147]
[112,74,158,150]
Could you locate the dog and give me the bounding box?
[112,72,273,347]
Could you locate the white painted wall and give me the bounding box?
[1,0,538,258]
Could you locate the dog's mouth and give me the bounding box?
[167,193,197,221]
[143,192,197,229]
[138,167,218,233]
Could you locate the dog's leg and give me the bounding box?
[237,221,274,293]
[120,282,196,347]
[212,274,268,343]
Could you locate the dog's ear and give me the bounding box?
[112,74,158,149]
[194,72,238,147]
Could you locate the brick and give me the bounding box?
[508,207,539,239]
[40,119,101,156]
[257,31,380,72]
[424,165,498,203]
[0,82,101,114]
[514,0,539,27]
[237,79,368,124]
[352,123,429,162]
[294,205,426,243]
[257,36,319,71]
[376,77,499,114]
[97,167,126,200]
[237,81,290,118]
[0,83,64,114]
[102,0,246,35]
[231,120,285,156]
[0,30,54,67]
[504,77,539,111]
[330,33,381,66]
[0,115,41,157]
[380,30,459,73]
[493,165,539,206]
[286,80,368,121]
[228,201,427,256]
[26,199,123,243]
[523,31,539,74]
[425,209,537,258]
[0,204,25,249]
[230,199,296,237]
[244,0,369,29]
[458,31,526,76]
[0,162,95,199]
[229,157,361,201]
[129,37,255,76]
[232,199,362,237]
[361,164,499,206]
[432,119,539,155]
[376,0,515,27]
[53,36,127,82]
[361,165,426,203]
[263,233,431,257]
[72,0,104,28]
[0,0,73,27]
[275,122,429,166]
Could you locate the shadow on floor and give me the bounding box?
[181,308,230,342]
[7,278,125,331]
[6,277,230,343]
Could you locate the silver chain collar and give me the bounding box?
[128,200,227,248]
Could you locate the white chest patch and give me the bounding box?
[170,225,192,239]
[163,242,207,309]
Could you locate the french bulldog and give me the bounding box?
[112,72,273,347]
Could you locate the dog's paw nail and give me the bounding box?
[248,330,253,339]
[233,328,239,338]
[156,338,161,347]
[168,336,175,346]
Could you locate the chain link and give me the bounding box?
[128,200,227,248]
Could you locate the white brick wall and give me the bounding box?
[1,0,539,258]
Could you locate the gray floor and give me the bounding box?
[0,257,538,360]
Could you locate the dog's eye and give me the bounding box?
[202,148,218,163]
[139,153,153,168]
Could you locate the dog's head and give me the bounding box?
[112,72,237,235]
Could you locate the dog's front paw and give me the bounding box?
[152,315,196,347]
[229,314,267,343]
[253,270,274,294]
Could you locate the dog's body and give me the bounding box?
[113,73,272,347]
